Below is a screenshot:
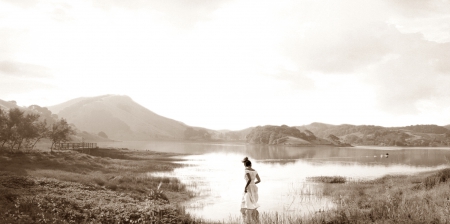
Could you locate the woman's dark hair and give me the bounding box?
[244,160,252,167]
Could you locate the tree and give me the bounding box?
[29,120,49,150]
[3,108,25,150]
[304,129,317,140]
[15,112,40,151]
[98,131,108,139]
[49,118,75,152]
[0,108,45,151]
[0,109,8,149]
[328,134,340,142]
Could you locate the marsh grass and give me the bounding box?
[149,171,213,199]
[301,170,450,223]
[209,170,450,224]
[0,148,198,223]
[306,176,346,184]
[4,148,450,223]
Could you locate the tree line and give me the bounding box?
[0,107,74,152]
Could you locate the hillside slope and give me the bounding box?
[297,123,450,147]
[48,95,187,141]
[46,97,89,114]
[246,125,347,146]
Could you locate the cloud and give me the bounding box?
[0,61,52,78]
[284,22,393,74]
[0,0,38,8]
[270,69,316,90]
[0,28,27,58]
[0,75,54,96]
[51,7,73,22]
[91,0,228,28]
[1,0,450,128]
[276,0,450,116]
[367,37,450,114]
[384,0,450,17]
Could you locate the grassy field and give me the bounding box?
[0,147,201,223]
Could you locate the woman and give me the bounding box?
[240,157,261,224]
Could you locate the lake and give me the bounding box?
[99,141,450,221]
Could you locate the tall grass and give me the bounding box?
[0,148,200,223]
[306,176,346,184]
[205,170,450,224]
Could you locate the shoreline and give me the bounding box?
[3,146,450,223]
[0,147,199,223]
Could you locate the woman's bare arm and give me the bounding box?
[255,174,261,184]
[244,173,251,192]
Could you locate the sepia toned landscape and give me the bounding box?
[3,95,450,223]
[2,0,450,223]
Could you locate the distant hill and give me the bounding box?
[297,123,450,147]
[6,96,450,146]
[210,127,254,141]
[48,95,188,141]
[246,125,347,146]
[47,97,89,114]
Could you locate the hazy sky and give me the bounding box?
[1,0,450,130]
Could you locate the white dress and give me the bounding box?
[241,169,260,210]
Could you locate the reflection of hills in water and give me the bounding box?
[243,145,450,167]
[100,141,450,167]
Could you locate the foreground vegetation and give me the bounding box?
[316,169,450,223]
[0,148,201,223]
[230,170,450,224]
[3,146,450,223]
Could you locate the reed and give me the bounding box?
[208,170,450,224]
[306,176,346,184]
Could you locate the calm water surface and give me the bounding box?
[100,141,450,221]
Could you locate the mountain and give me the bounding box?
[46,97,89,114]
[246,125,349,146]
[7,95,450,146]
[297,123,450,147]
[47,95,188,141]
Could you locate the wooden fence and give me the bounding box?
[59,142,97,150]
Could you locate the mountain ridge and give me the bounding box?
[47,95,188,141]
[3,95,450,146]
[297,123,450,147]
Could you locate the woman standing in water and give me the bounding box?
[241,157,261,224]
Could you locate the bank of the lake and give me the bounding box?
[0,148,199,223]
[3,145,450,223]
